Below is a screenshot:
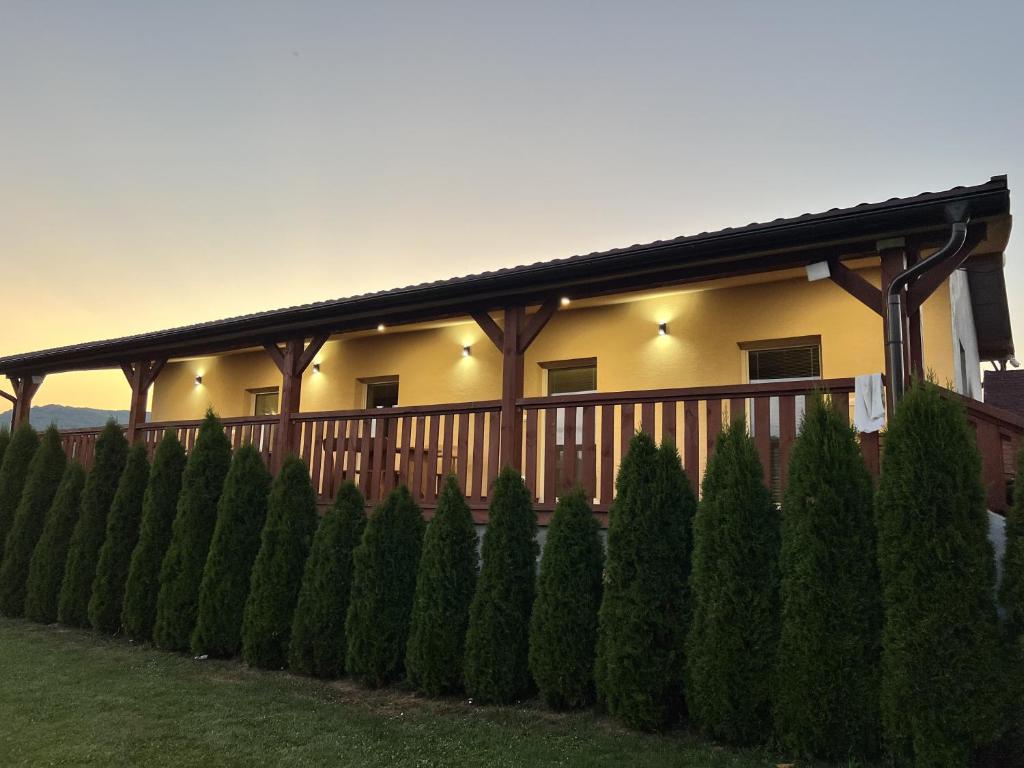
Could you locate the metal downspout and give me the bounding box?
[886,216,970,406]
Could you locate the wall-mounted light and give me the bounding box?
[658,322,668,336]
[462,345,472,357]
[312,362,321,373]
[194,375,203,386]
[377,323,386,332]
[560,296,571,306]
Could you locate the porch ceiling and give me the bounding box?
[0,175,1012,376]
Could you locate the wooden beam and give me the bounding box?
[827,259,883,316]
[146,358,167,388]
[263,341,286,374]
[0,390,15,405]
[472,312,504,352]
[273,339,305,472]
[120,362,136,385]
[518,296,561,354]
[296,333,329,375]
[126,363,148,443]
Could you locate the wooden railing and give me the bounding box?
[517,379,865,522]
[290,402,502,514]
[54,380,1023,520]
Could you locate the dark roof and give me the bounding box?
[0,175,1012,375]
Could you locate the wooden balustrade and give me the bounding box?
[291,402,502,513]
[53,379,1024,520]
[517,378,863,522]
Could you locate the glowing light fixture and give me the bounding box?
[462,345,471,357]
[658,322,668,336]
[194,375,203,385]
[312,362,321,373]
[560,296,571,306]
[377,323,386,332]
[805,261,831,282]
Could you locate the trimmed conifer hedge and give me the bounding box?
[405,475,478,696]
[772,394,881,759]
[121,430,187,641]
[24,462,87,623]
[58,420,128,627]
[0,424,41,564]
[289,481,366,678]
[153,411,231,651]
[529,486,604,710]
[87,444,150,633]
[0,429,10,475]
[241,455,318,669]
[192,444,271,657]
[876,381,1007,766]
[686,418,778,744]
[345,484,425,686]
[463,467,538,704]
[595,435,694,730]
[1001,445,1024,643]
[0,426,67,616]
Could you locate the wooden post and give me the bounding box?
[265,334,329,472]
[905,242,925,380]
[500,306,525,470]
[6,374,44,430]
[121,360,166,444]
[878,239,907,415]
[475,298,562,472]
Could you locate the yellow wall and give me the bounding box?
[151,266,957,421]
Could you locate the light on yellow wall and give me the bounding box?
[560,296,571,306]
[462,345,471,357]
[658,322,668,336]
[377,323,386,332]
[312,362,321,373]
[194,374,203,385]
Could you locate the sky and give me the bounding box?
[1,0,1022,410]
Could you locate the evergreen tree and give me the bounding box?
[686,419,779,744]
[345,484,425,686]
[1000,445,1024,643]
[595,435,694,730]
[529,486,604,710]
[0,424,40,564]
[0,426,67,616]
[121,431,187,641]
[289,482,366,678]
[25,463,86,623]
[241,455,318,669]
[0,428,10,477]
[152,411,231,651]
[58,420,128,627]
[87,444,150,633]
[876,381,1007,766]
[772,394,881,759]
[463,467,538,704]
[192,444,271,657]
[406,475,478,696]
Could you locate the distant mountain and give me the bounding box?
[0,404,144,431]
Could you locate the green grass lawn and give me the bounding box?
[0,618,808,768]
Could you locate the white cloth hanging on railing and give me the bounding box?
[854,373,886,433]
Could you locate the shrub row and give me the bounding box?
[2,379,1020,768]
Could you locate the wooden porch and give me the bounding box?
[57,377,1024,523]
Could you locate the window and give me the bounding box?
[747,344,821,381]
[250,388,279,416]
[365,378,399,409]
[541,360,597,498]
[546,360,597,395]
[740,337,822,502]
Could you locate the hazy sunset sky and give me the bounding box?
[2,1,1021,409]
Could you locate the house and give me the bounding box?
[1,176,1021,521]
